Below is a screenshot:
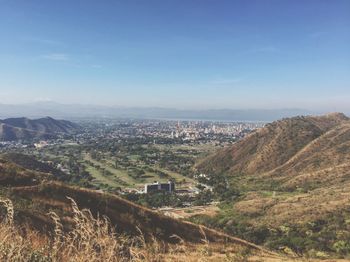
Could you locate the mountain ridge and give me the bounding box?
[0,116,80,141]
[192,113,350,257]
[196,112,349,180]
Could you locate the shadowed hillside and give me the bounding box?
[0,158,51,186]
[0,117,80,141]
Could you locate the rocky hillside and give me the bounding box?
[0,117,80,141]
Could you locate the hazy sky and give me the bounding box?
[0,0,349,111]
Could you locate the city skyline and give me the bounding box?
[0,1,349,111]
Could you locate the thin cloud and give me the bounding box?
[35,97,54,102]
[42,53,70,61]
[39,54,102,68]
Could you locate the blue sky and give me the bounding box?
[0,0,349,111]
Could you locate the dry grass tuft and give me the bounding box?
[0,198,14,224]
[0,197,274,261]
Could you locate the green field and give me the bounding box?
[82,153,195,189]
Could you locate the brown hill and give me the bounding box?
[266,122,350,189]
[0,158,50,186]
[193,113,350,258]
[196,113,349,183]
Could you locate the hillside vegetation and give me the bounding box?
[0,156,284,261]
[195,113,350,258]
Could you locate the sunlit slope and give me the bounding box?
[196,113,349,183]
[196,112,350,231]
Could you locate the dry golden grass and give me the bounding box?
[233,181,350,228]
[265,123,350,184]
[12,181,282,250]
[0,197,284,262]
[159,204,220,219]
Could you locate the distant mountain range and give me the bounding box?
[0,102,315,121]
[0,117,80,141]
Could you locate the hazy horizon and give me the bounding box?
[0,101,342,122]
[1,1,349,112]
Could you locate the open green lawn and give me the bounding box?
[36,145,201,190]
[83,153,196,188]
[83,154,136,185]
[83,164,126,188]
[156,166,196,184]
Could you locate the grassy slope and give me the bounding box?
[0,157,281,261]
[196,113,348,177]
[194,113,350,257]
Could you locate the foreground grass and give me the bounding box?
[0,197,282,262]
